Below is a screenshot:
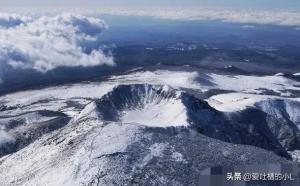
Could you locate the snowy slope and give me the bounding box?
[0,69,300,185]
[0,119,291,186]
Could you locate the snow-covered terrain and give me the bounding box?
[0,69,300,185]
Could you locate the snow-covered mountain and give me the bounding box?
[0,69,300,185]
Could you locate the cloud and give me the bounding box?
[2,7,300,27]
[0,13,114,73]
[83,7,300,27]
[0,13,30,28]
[3,7,300,27]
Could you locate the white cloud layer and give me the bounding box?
[102,8,300,26]
[2,7,300,26]
[0,13,30,28]
[3,7,300,27]
[82,7,300,27]
[0,13,114,73]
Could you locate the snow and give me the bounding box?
[0,113,107,186]
[0,70,200,119]
[171,152,186,163]
[149,143,167,157]
[0,69,299,185]
[285,101,300,126]
[0,69,298,128]
[0,82,115,107]
[88,123,141,159]
[1,70,298,118]
[207,73,300,96]
[207,93,270,112]
[0,82,115,118]
[122,102,188,127]
[289,150,300,162]
[0,112,57,126]
[274,73,284,76]
[75,122,143,185]
[109,70,201,90]
[0,129,15,146]
[207,92,300,129]
[73,101,98,122]
[110,70,300,98]
[294,72,300,76]
[22,112,57,124]
[121,96,188,127]
[256,99,300,128]
[206,93,299,112]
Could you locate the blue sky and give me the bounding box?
[1,0,300,11]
